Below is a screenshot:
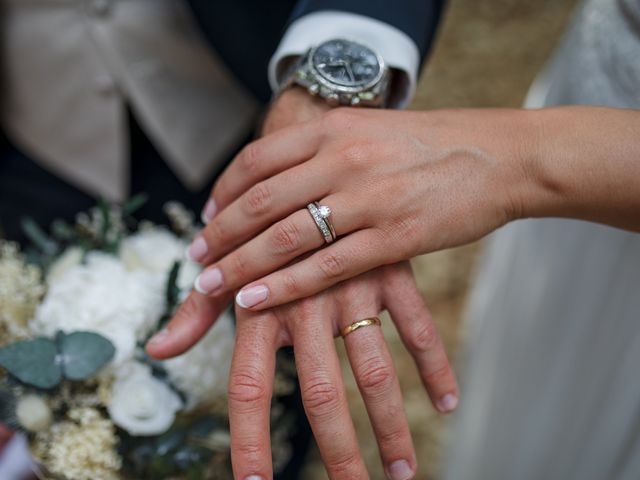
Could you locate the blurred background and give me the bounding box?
[302,0,581,477]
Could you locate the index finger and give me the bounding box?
[145,290,232,359]
[204,119,322,223]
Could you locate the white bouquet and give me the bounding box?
[0,198,296,480]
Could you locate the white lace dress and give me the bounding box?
[444,1,640,479]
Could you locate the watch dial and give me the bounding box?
[311,39,381,88]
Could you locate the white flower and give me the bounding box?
[120,227,186,274]
[31,252,165,364]
[16,395,52,432]
[107,362,182,436]
[163,309,235,409]
[119,227,201,298]
[46,247,83,285]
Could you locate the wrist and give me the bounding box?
[501,108,560,223]
[262,86,331,135]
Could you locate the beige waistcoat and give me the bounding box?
[1,0,259,201]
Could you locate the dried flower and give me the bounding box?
[32,407,121,480]
[0,242,45,343]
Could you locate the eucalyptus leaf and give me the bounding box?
[0,338,60,389]
[57,331,115,380]
[20,217,59,257]
[122,193,149,217]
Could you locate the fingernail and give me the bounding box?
[244,476,264,480]
[388,459,414,480]
[201,198,217,224]
[236,285,269,309]
[194,268,223,295]
[187,236,208,263]
[438,393,459,413]
[148,329,170,346]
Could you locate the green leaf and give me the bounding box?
[166,261,181,308]
[57,331,115,380]
[20,217,59,257]
[0,338,61,389]
[122,193,149,217]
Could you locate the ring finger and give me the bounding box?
[193,194,365,297]
[340,306,417,480]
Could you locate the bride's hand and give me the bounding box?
[187,107,528,310]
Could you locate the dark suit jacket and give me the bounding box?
[187,0,446,102]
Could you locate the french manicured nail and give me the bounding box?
[187,236,208,263]
[438,393,459,413]
[388,459,414,480]
[148,329,170,346]
[194,268,223,295]
[201,198,217,224]
[236,285,269,308]
[244,476,264,480]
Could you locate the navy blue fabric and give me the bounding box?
[187,0,446,103]
[291,0,446,61]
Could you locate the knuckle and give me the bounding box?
[424,363,452,385]
[280,272,300,297]
[409,321,440,354]
[318,252,347,280]
[228,369,268,406]
[271,220,302,255]
[234,441,262,459]
[239,141,263,177]
[358,360,395,394]
[244,182,272,216]
[227,253,248,281]
[302,380,341,418]
[325,451,362,477]
[206,218,226,245]
[377,425,408,447]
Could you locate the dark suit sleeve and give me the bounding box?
[290,0,446,63]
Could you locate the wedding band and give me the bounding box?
[341,317,382,338]
[307,202,336,244]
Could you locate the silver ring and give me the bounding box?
[307,202,336,244]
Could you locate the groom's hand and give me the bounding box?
[261,86,331,137]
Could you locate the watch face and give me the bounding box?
[311,39,383,91]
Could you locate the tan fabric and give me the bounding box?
[0,0,259,201]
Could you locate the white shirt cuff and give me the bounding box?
[269,11,420,109]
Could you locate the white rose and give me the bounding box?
[108,362,182,436]
[163,309,235,409]
[119,227,201,299]
[120,228,187,274]
[46,247,83,285]
[31,252,165,364]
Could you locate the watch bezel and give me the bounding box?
[307,38,386,94]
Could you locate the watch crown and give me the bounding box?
[308,84,320,96]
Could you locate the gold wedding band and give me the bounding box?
[340,317,382,338]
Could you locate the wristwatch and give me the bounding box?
[279,38,391,108]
